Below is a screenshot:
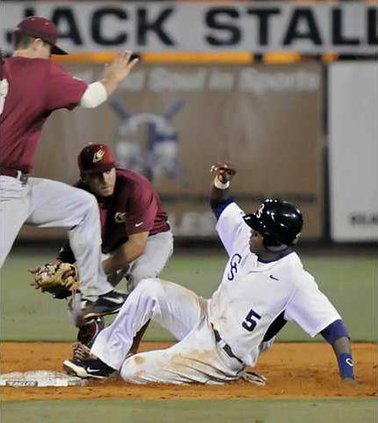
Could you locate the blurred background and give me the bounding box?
[0,1,377,342]
[1,0,377,243]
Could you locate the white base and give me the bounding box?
[0,370,87,387]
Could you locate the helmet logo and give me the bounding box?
[292,232,301,244]
[93,149,105,163]
[256,204,265,219]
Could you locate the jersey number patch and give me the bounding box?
[242,308,261,332]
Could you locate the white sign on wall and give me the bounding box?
[0,1,377,54]
[329,62,378,242]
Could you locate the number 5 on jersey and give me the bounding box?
[242,308,261,332]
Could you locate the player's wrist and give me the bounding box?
[337,353,354,379]
[100,77,119,97]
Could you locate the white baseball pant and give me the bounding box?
[91,278,245,384]
[0,176,113,299]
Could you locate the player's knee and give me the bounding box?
[71,187,97,213]
[136,278,165,301]
[120,355,144,383]
[82,190,98,211]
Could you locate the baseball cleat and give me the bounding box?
[81,290,128,320]
[63,357,117,379]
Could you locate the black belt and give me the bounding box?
[213,327,243,364]
[0,167,29,183]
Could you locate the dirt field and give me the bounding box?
[1,342,376,401]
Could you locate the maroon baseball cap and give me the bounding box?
[78,144,117,175]
[17,16,67,55]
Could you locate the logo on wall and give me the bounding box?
[109,98,186,183]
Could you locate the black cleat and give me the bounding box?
[63,357,117,380]
[81,290,127,320]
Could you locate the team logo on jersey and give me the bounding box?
[269,275,279,281]
[93,149,105,163]
[227,253,242,281]
[114,212,127,223]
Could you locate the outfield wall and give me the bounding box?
[328,62,378,242]
[1,1,377,242]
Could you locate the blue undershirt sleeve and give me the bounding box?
[320,319,349,344]
[210,197,236,220]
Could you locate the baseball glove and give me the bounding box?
[30,262,80,299]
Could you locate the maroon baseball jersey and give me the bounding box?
[76,168,170,253]
[0,57,87,172]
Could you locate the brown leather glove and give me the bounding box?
[30,262,79,299]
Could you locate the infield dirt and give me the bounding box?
[1,342,376,401]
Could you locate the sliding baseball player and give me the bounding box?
[64,164,355,385]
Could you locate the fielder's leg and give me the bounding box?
[126,231,174,291]
[123,231,174,353]
[0,176,30,268]
[26,178,113,299]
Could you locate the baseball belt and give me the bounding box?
[212,327,243,364]
[0,167,29,184]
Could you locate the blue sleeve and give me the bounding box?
[320,319,350,344]
[210,197,236,220]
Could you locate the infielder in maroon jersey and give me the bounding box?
[56,143,174,349]
[0,16,138,320]
[58,143,174,291]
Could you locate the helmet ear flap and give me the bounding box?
[262,234,273,248]
[262,234,284,249]
[263,235,288,252]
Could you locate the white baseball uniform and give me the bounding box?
[91,201,341,384]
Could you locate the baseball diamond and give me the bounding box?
[1,4,377,422]
[1,342,376,401]
[1,248,376,422]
